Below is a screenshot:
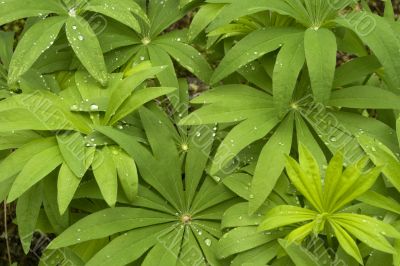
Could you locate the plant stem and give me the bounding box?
[3,201,12,266]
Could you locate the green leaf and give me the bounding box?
[333,213,399,253]
[87,224,174,266]
[43,175,69,234]
[329,86,400,109]
[56,132,86,178]
[336,12,400,88]
[295,114,327,168]
[16,183,43,254]
[210,111,280,174]
[57,163,81,215]
[8,145,62,202]
[0,31,14,68]
[333,55,381,87]
[304,28,337,103]
[273,34,305,114]
[65,16,108,85]
[105,66,167,124]
[8,16,65,84]
[188,3,224,41]
[211,27,302,83]
[112,148,138,202]
[217,226,281,259]
[154,40,213,83]
[0,0,65,25]
[0,137,55,183]
[358,191,400,215]
[92,147,118,207]
[110,86,176,125]
[84,0,143,32]
[48,208,174,249]
[250,114,294,213]
[358,135,400,192]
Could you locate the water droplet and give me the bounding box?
[330,136,337,142]
[204,238,212,246]
[90,104,99,111]
[70,104,78,111]
[78,35,84,41]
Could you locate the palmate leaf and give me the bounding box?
[48,103,238,265]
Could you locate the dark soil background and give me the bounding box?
[1,1,399,265]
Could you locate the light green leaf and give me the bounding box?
[304,28,337,103]
[329,220,363,264]
[259,205,317,231]
[65,16,108,85]
[8,16,66,84]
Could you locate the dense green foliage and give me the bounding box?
[0,0,400,265]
